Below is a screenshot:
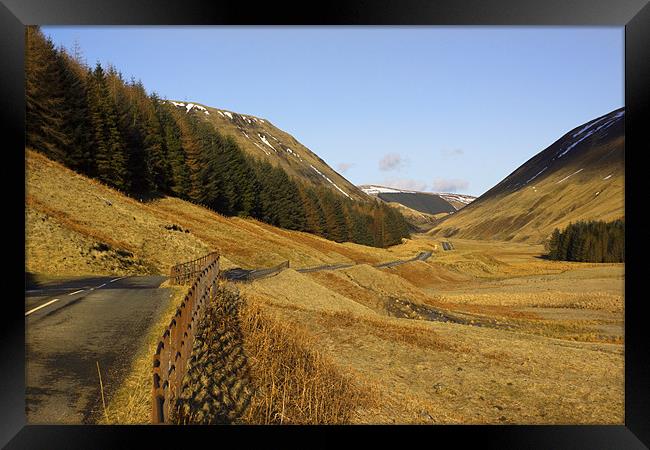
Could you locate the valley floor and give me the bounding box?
[25,150,624,424]
[239,237,624,424]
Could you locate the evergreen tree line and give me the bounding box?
[545,219,624,262]
[25,26,410,248]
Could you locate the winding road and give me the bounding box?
[223,250,434,282]
[25,275,170,424]
[24,248,439,422]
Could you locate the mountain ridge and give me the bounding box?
[428,107,625,243]
[359,184,476,215]
[167,100,367,201]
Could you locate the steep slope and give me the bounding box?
[429,108,624,243]
[25,150,429,277]
[359,185,475,214]
[26,150,624,425]
[168,101,366,201]
[436,193,476,210]
[382,202,441,232]
[25,23,410,249]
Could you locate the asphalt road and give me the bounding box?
[373,251,433,269]
[225,251,434,282]
[25,275,169,424]
[222,262,289,281]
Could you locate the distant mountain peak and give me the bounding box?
[358,184,476,216]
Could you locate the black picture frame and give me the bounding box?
[2,0,648,448]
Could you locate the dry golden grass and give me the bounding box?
[26,149,625,424]
[263,302,623,424]
[238,232,624,424]
[239,269,375,316]
[97,282,188,424]
[26,149,424,277]
[429,136,624,244]
[26,150,210,275]
[173,285,373,424]
[239,301,373,424]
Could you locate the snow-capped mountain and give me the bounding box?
[358,185,476,215]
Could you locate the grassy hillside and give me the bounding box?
[239,238,623,424]
[428,108,624,244]
[26,149,623,424]
[375,192,456,215]
[171,101,367,201]
[384,202,441,232]
[25,149,429,277]
[25,26,410,249]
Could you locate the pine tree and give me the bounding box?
[546,220,624,262]
[145,93,171,193]
[157,102,191,197]
[25,26,69,162]
[547,228,561,259]
[55,48,93,173]
[87,63,129,191]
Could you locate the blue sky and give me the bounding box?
[42,27,623,196]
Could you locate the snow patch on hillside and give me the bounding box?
[525,166,548,184]
[311,165,350,198]
[557,111,624,159]
[253,142,270,156]
[167,101,210,115]
[557,168,584,184]
[572,116,609,138]
[437,193,476,205]
[259,134,277,151]
[359,186,475,206]
[185,103,206,113]
[285,147,302,160]
[361,185,416,194]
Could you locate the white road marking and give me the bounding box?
[98,283,107,288]
[25,299,59,316]
[109,277,126,283]
[68,290,84,296]
[26,288,76,293]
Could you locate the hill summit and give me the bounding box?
[429,108,624,243]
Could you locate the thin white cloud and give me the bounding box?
[379,153,405,171]
[431,178,469,193]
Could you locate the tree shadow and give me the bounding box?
[25,272,40,290]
